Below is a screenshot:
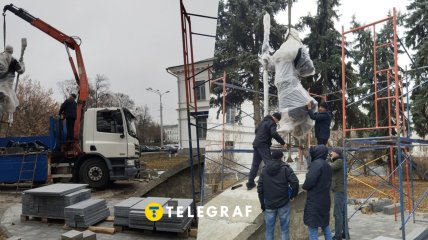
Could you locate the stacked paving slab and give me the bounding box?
[22,184,89,219]
[65,199,110,228]
[113,197,144,226]
[129,197,170,230]
[114,197,194,233]
[156,198,194,232]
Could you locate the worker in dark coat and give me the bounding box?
[247,112,286,190]
[303,145,333,240]
[257,150,299,240]
[59,93,77,141]
[307,101,332,145]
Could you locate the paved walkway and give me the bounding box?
[1,202,193,240]
[348,207,427,240]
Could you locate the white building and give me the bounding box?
[166,58,213,149]
[164,124,179,144]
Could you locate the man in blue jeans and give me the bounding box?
[329,148,350,240]
[257,150,299,240]
[303,145,333,240]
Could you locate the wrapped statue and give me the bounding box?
[261,13,317,139]
[0,44,25,124]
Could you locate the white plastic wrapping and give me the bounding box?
[0,76,19,123]
[265,28,316,139]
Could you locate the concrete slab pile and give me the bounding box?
[128,197,170,230]
[22,184,89,219]
[64,199,110,228]
[156,198,193,233]
[113,197,144,226]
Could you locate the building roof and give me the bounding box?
[166,57,214,71]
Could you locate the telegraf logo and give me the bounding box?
[145,202,164,221]
[146,202,252,222]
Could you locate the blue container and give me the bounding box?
[0,153,48,183]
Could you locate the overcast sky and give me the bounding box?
[5,0,219,125]
[4,0,413,125]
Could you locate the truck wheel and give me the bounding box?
[79,158,109,189]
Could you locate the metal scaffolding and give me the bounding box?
[341,8,428,240]
[179,0,216,223]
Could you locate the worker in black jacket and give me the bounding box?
[307,101,332,145]
[303,145,333,240]
[59,93,77,141]
[257,150,299,240]
[247,112,286,190]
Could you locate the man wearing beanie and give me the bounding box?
[257,150,299,240]
[247,112,286,190]
[329,148,350,240]
[59,93,78,141]
[307,100,332,145]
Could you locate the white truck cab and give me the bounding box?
[77,107,139,188]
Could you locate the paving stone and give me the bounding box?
[347,198,356,204]
[82,230,96,240]
[383,203,401,215]
[61,230,83,240]
[370,199,393,212]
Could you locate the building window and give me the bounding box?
[195,81,206,101]
[197,118,207,140]
[225,141,234,161]
[226,107,236,124]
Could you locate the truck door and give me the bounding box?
[93,109,128,158]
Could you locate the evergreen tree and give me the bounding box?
[212,0,288,127]
[405,0,428,138]
[299,0,367,131]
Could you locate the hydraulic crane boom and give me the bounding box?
[3,4,89,148]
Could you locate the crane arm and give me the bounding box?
[3,4,89,144]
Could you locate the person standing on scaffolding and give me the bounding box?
[246,112,286,190]
[59,93,77,141]
[307,101,332,145]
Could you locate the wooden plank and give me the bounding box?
[88,226,115,235]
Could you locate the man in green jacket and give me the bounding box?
[329,148,350,240]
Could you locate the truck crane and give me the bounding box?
[2,4,139,188]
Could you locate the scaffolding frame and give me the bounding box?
[179,0,217,223]
[341,8,428,240]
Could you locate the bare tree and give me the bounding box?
[56,79,78,100]
[9,76,59,136]
[107,92,135,109]
[92,74,111,108]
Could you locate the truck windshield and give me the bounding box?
[124,110,137,138]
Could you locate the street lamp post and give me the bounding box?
[146,88,170,147]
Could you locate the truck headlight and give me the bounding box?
[127,159,135,166]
